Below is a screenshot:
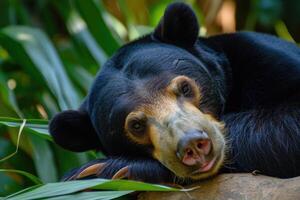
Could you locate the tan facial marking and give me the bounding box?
[124,111,151,145]
[167,75,201,106]
[124,75,226,180]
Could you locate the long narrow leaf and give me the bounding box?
[0,117,93,178]
[73,0,120,55]
[0,169,42,185]
[4,185,41,199]
[0,117,51,140]
[6,179,180,200]
[0,26,81,110]
[0,119,25,162]
[29,134,58,183]
[92,179,180,191]
[71,67,94,92]
[6,179,111,200]
[45,191,132,200]
[67,11,107,67]
[0,73,23,118]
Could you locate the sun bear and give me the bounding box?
[49,3,300,184]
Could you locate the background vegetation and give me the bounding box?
[0,0,299,199]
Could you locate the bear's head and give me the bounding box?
[50,3,227,180]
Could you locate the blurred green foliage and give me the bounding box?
[0,0,299,198]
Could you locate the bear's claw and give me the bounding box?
[62,158,176,184]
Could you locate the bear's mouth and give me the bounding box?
[191,156,217,175]
[165,151,224,180]
[123,75,226,180]
[151,134,224,180]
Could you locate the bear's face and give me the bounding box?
[50,3,227,180]
[88,66,226,179]
[87,44,226,179]
[121,75,225,179]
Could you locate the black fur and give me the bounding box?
[49,3,300,182]
[49,110,101,152]
[154,2,199,48]
[223,104,300,178]
[62,158,175,184]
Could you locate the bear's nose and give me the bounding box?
[176,130,212,166]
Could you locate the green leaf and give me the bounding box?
[0,119,26,162]
[92,179,179,191]
[0,74,23,118]
[70,67,94,92]
[73,0,120,55]
[0,117,95,181]
[275,20,295,43]
[6,179,180,200]
[0,117,51,141]
[54,148,95,178]
[67,11,107,67]
[52,1,107,69]
[0,0,30,27]
[0,170,26,197]
[44,191,132,200]
[6,179,111,200]
[29,134,58,183]
[0,26,81,110]
[0,169,42,185]
[4,185,40,200]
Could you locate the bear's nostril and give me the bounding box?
[177,130,213,165]
[186,148,193,156]
[197,142,203,149]
[196,139,211,155]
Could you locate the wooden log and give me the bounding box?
[139,174,300,200]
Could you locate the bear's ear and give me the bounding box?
[153,2,199,48]
[49,110,102,152]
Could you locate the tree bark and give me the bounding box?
[139,173,300,200]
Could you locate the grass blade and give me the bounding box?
[0,73,23,118]
[0,119,25,162]
[73,0,120,55]
[275,20,295,43]
[4,185,40,200]
[67,11,107,67]
[0,169,42,185]
[0,117,50,140]
[44,191,132,200]
[29,134,58,183]
[92,179,179,191]
[6,179,110,200]
[6,179,179,200]
[0,26,81,110]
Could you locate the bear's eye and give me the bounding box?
[180,81,193,97]
[129,119,146,135]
